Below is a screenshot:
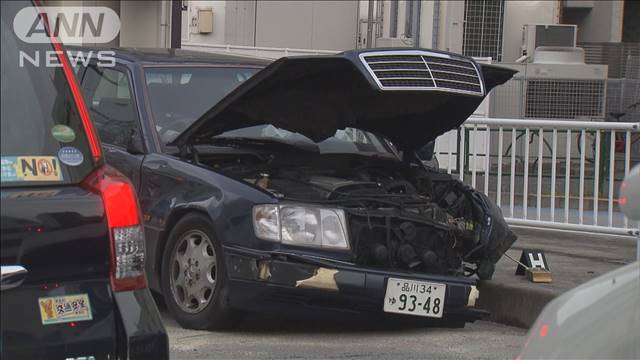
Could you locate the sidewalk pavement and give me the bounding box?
[477,227,637,328]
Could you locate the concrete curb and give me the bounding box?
[474,227,637,329]
[477,280,558,328]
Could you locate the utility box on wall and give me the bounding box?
[198,9,213,34]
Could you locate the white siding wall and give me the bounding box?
[224,1,255,46]
[418,0,435,48]
[255,1,357,51]
[255,1,313,49]
[42,0,121,47]
[438,1,464,54]
[564,0,624,43]
[178,0,622,60]
[182,0,357,51]
[119,0,165,47]
[502,1,560,62]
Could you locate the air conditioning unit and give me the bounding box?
[521,24,577,58]
[523,63,608,120]
[491,62,608,120]
[489,60,608,161]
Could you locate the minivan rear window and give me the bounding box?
[1,1,96,186]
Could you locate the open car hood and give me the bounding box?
[171,49,516,151]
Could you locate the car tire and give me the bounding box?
[160,213,236,330]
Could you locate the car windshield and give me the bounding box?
[1,1,96,187]
[145,66,259,144]
[144,67,396,157]
[215,125,398,157]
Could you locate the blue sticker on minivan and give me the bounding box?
[58,147,84,166]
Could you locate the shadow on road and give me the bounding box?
[155,294,463,334]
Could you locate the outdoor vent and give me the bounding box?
[360,51,484,96]
[525,79,606,119]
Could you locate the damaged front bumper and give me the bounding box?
[224,246,487,324]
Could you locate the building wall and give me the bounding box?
[367,0,446,50]
[42,0,120,47]
[255,1,313,49]
[119,0,168,47]
[563,0,624,43]
[502,1,560,62]
[177,0,626,58]
[85,0,120,47]
[366,0,410,47]
[418,0,435,48]
[378,0,562,60]
[307,1,358,50]
[255,1,357,50]
[181,0,357,50]
[381,0,392,38]
[224,1,255,46]
[433,1,562,61]
[437,0,464,54]
[183,1,226,45]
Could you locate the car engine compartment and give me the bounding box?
[202,151,516,280]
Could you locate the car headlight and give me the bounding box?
[252,204,350,250]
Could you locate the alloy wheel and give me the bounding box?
[169,230,217,314]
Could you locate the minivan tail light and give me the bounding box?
[82,165,146,292]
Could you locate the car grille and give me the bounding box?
[360,51,484,95]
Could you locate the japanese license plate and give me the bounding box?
[38,294,92,325]
[383,278,446,318]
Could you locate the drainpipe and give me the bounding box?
[170,0,182,48]
[366,0,374,48]
[389,0,398,37]
[432,0,440,49]
[253,0,258,46]
[159,0,170,48]
[411,0,421,48]
[354,0,360,48]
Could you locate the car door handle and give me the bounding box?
[156,160,168,169]
[1,265,28,291]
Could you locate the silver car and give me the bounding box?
[518,166,640,359]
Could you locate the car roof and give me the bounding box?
[66,46,272,67]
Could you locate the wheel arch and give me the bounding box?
[154,207,212,288]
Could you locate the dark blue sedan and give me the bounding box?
[70,46,517,330]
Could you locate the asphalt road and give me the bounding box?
[165,312,527,360]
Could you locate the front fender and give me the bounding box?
[138,153,275,290]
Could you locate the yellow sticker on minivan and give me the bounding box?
[18,156,62,181]
[38,294,92,325]
[1,156,63,182]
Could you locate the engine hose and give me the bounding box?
[384,180,417,194]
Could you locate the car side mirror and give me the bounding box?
[126,127,145,155]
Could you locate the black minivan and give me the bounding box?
[1,1,167,359]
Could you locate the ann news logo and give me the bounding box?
[13,6,120,67]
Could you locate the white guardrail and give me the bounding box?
[435,118,640,236]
